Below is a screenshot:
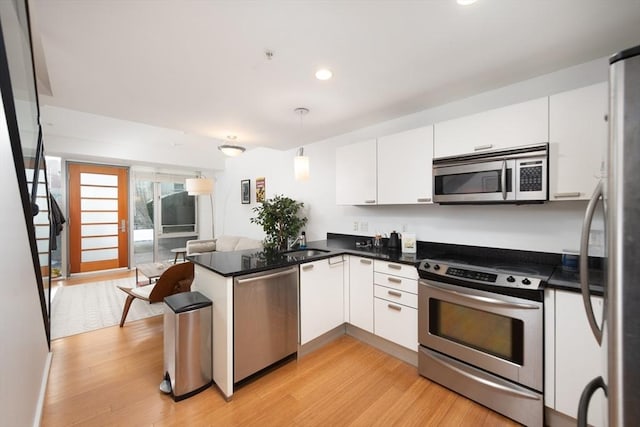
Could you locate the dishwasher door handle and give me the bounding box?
[236,267,298,284]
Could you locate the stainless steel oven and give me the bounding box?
[433,143,548,204]
[417,258,550,426]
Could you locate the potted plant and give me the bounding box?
[250,194,308,251]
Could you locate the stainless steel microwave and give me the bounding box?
[432,143,548,204]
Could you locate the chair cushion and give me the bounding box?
[130,284,155,299]
[216,235,241,251]
[234,237,263,251]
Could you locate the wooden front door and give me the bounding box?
[68,163,129,273]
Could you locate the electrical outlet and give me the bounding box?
[360,222,368,232]
[402,224,408,232]
[353,221,359,231]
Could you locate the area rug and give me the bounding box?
[50,277,165,340]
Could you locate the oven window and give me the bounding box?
[429,299,524,365]
[434,169,512,195]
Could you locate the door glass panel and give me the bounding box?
[81,211,118,223]
[435,169,512,195]
[429,299,524,364]
[80,198,118,211]
[82,248,118,262]
[82,224,118,236]
[81,236,118,250]
[81,186,118,198]
[134,180,154,265]
[80,172,118,186]
[158,236,193,263]
[159,183,195,234]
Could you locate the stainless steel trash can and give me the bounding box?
[163,291,213,401]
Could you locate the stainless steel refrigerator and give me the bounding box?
[579,44,640,426]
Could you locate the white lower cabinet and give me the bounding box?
[373,261,418,351]
[299,256,345,345]
[373,298,417,351]
[349,256,374,333]
[547,289,605,426]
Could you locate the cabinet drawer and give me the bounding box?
[374,298,418,351]
[374,285,418,309]
[374,272,417,294]
[373,260,418,280]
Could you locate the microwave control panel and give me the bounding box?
[518,160,543,192]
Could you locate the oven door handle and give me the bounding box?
[425,282,541,310]
[501,160,507,200]
[428,349,541,401]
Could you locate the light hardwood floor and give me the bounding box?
[42,313,519,426]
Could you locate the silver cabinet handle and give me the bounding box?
[388,264,401,270]
[364,199,376,204]
[359,259,372,265]
[121,219,126,232]
[387,277,402,284]
[387,304,402,311]
[417,197,431,203]
[388,290,402,297]
[474,144,493,151]
[236,267,298,284]
[580,181,604,345]
[554,192,581,198]
[301,264,315,271]
[501,160,507,200]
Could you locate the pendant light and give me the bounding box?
[294,107,310,181]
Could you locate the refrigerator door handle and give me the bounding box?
[577,376,608,427]
[580,180,604,345]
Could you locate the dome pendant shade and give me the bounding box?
[218,144,246,157]
[186,177,213,195]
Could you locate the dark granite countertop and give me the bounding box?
[188,232,604,296]
[188,238,421,277]
[547,267,605,296]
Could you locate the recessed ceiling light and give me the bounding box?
[315,68,333,80]
[457,0,477,5]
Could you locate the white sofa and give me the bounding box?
[186,236,263,256]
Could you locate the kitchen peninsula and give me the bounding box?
[189,233,588,403]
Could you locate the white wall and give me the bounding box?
[0,98,50,426]
[214,57,609,254]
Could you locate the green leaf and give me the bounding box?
[250,194,308,250]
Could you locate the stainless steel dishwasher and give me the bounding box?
[233,266,298,383]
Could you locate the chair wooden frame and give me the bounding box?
[118,262,195,327]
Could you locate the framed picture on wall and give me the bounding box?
[241,179,250,204]
[256,177,265,203]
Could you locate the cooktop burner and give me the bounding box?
[417,255,553,296]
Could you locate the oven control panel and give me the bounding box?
[417,260,543,290]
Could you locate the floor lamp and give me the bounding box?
[186,177,214,239]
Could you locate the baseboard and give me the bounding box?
[345,324,418,367]
[33,351,53,427]
[545,407,580,427]
[298,324,347,358]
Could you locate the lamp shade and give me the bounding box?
[186,177,213,195]
[294,155,310,181]
[218,144,246,157]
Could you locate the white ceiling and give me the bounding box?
[29,0,640,151]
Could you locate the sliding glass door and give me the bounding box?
[133,174,198,265]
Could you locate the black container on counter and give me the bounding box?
[388,231,401,251]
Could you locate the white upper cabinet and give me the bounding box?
[433,97,549,158]
[336,139,377,205]
[377,125,434,204]
[549,82,607,201]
